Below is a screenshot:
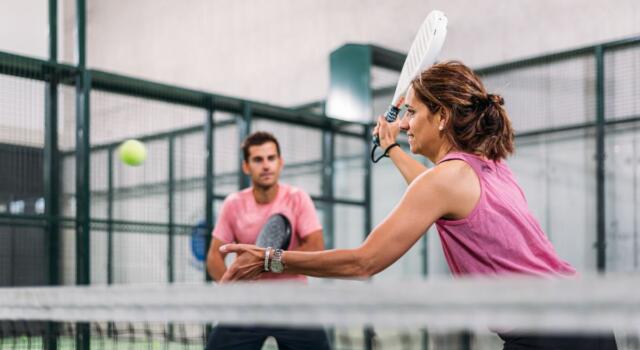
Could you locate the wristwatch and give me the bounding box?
[264,247,272,272]
[270,249,285,273]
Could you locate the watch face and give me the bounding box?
[271,260,284,273]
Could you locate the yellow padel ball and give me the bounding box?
[118,139,147,166]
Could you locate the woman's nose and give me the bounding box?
[399,117,409,131]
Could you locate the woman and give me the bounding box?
[219,61,617,350]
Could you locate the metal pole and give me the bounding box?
[420,158,431,350]
[363,126,372,235]
[107,148,114,284]
[167,136,176,340]
[321,130,335,249]
[204,99,215,339]
[44,1,59,349]
[168,136,175,283]
[45,0,59,290]
[75,0,90,287]
[205,99,215,282]
[363,125,374,350]
[595,45,607,272]
[238,102,251,189]
[75,1,90,349]
[321,128,336,349]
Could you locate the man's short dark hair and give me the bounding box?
[241,131,281,161]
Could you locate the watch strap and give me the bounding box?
[264,247,272,272]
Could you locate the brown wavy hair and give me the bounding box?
[410,61,514,161]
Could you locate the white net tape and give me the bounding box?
[1,274,639,334]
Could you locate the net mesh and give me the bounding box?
[1,274,640,350]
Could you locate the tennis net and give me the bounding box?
[1,273,640,350]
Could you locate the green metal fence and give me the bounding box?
[477,37,640,273]
[1,0,639,287]
[1,2,640,349]
[0,0,373,291]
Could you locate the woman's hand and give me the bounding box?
[373,115,401,149]
[219,244,265,283]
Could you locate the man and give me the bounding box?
[205,131,330,350]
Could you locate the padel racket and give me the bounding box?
[372,10,448,162]
[256,213,292,250]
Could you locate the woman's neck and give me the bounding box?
[427,143,456,164]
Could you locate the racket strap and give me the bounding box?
[371,143,400,163]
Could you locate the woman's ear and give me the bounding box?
[437,110,449,131]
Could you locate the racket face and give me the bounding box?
[391,10,448,105]
[255,214,292,250]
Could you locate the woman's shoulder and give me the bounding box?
[411,156,482,219]
[414,159,473,193]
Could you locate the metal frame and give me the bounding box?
[0,30,638,275]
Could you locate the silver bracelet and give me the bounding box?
[264,247,272,272]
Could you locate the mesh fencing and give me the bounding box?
[1,275,640,350]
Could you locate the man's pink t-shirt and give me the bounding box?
[213,183,322,281]
[435,152,576,277]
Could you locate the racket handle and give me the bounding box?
[385,104,401,122]
[372,105,401,146]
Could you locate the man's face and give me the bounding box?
[242,142,283,189]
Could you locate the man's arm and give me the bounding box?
[206,238,229,281]
[296,230,324,252]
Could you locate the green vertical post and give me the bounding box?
[75,62,92,350]
[75,0,90,286]
[420,198,430,349]
[167,136,176,340]
[107,148,114,284]
[363,126,372,236]
[362,128,375,350]
[75,0,91,349]
[106,147,115,338]
[75,60,92,350]
[76,0,85,68]
[44,0,59,349]
[238,102,251,189]
[45,0,59,289]
[421,158,430,278]
[321,130,335,249]
[321,128,337,348]
[205,99,215,282]
[204,100,215,339]
[595,45,607,272]
[168,136,175,283]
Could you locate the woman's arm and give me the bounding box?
[220,166,455,282]
[206,238,229,281]
[386,146,429,185]
[374,116,428,185]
